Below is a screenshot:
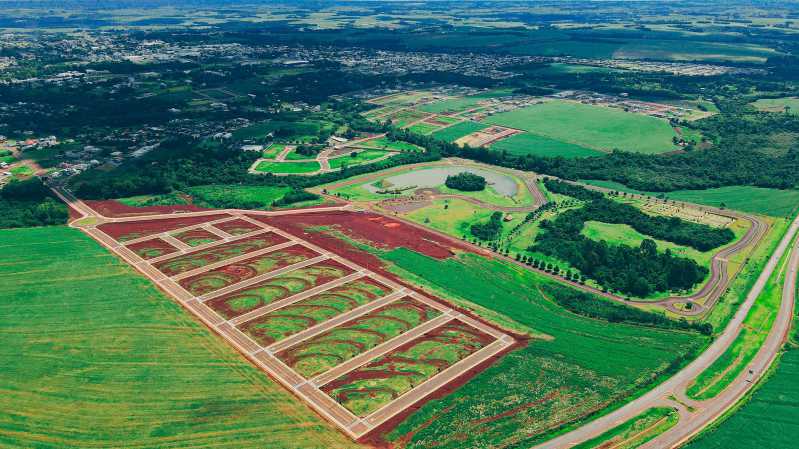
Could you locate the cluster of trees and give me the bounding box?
[541,283,713,335]
[272,189,319,207]
[0,178,68,229]
[533,210,709,297]
[471,211,504,241]
[544,180,734,251]
[445,172,486,191]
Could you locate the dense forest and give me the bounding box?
[0,178,69,229]
[445,172,486,191]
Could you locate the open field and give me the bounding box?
[483,100,679,154]
[329,150,389,169]
[418,89,513,114]
[581,181,799,218]
[684,350,799,449]
[355,136,423,152]
[489,131,603,158]
[253,160,322,174]
[432,121,489,142]
[153,233,289,276]
[752,97,799,114]
[571,407,679,449]
[0,226,357,449]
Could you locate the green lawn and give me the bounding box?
[254,160,321,174]
[431,121,489,142]
[381,250,705,449]
[580,181,799,218]
[685,350,799,449]
[483,100,679,154]
[0,227,356,449]
[751,97,799,114]
[263,144,288,159]
[328,150,389,169]
[358,136,423,152]
[489,132,603,158]
[10,165,34,178]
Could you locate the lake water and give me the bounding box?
[364,166,518,196]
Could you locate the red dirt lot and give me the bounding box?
[252,211,475,260]
[84,199,212,218]
[211,218,262,236]
[97,213,230,242]
[171,228,221,246]
[126,237,179,260]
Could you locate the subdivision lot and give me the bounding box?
[86,209,513,440]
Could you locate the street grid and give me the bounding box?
[85,208,514,440]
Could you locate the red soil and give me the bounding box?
[204,258,354,319]
[153,232,289,276]
[98,213,229,242]
[126,237,179,260]
[211,218,262,236]
[252,211,475,260]
[171,228,221,246]
[179,244,321,296]
[84,199,211,218]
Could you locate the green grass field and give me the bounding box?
[580,181,799,218]
[572,407,679,449]
[0,227,356,449]
[254,160,321,174]
[328,150,388,169]
[418,89,513,114]
[358,136,423,152]
[406,121,442,135]
[187,184,293,209]
[752,97,799,114]
[489,132,603,158]
[483,100,678,154]
[431,121,489,142]
[685,350,799,449]
[380,250,705,448]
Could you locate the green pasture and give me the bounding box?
[580,181,799,218]
[328,150,389,169]
[407,121,442,135]
[751,97,799,114]
[358,136,424,152]
[254,160,321,174]
[379,250,705,449]
[186,184,295,209]
[489,132,603,158]
[0,226,356,449]
[418,89,513,114]
[483,100,678,154]
[432,121,488,142]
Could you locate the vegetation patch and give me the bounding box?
[254,160,322,174]
[572,407,679,449]
[445,171,486,191]
[489,132,602,158]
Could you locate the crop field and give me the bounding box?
[126,237,178,259]
[0,226,357,449]
[357,136,423,152]
[254,160,322,174]
[572,407,679,449]
[171,228,221,247]
[482,100,679,154]
[277,296,443,378]
[489,131,603,158]
[378,250,705,449]
[388,109,431,127]
[153,232,289,276]
[685,351,799,449]
[321,320,494,416]
[178,245,323,296]
[432,121,489,142]
[203,259,354,319]
[76,210,513,440]
[407,121,443,135]
[328,150,389,169]
[581,181,799,218]
[238,277,393,346]
[418,89,513,114]
[612,40,778,63]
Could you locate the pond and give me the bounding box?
[363,166,519,197]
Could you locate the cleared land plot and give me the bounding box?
[581,181,799,218]
[751,97,799,114]
[685,351,799,449]
[388,109,432,127]
[418,90,513,114]
[432,121,489,143]
[254,160,322,174]
[489,131,603,158]
[321,319,494,417]
[171,228,221,247]
[329,150,390,169]
[238,277,393,346]
[98,213,229,242]
[407,121,443,135]
[277,296,442,378]
[483,100,678,154]
[153,233,290,277]
[126,237,179,259]
[369,91,433,107]
[357,137,423,152]
[0,226,357,449]
[262,143,288,159]
[205,259,354,320]
[212,218,263,236]
[179,245,322,296]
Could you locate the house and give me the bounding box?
[241,145,264,152]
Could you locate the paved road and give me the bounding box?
[533,213,799,449]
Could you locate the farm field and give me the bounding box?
[580,181,799,218]
[406,121,443,135]
[684,350,799,449]
[572,407,679,449]
[254,160,322,174]
[489,131,603,158]
[342,247,703,448]
[612,40,778,63]
[418,89,513,114]
[0,226,357,449]
[751,97,799,114]
[357,136,423,152]
[328,150,389,169]
[431,121,489,142]
[482,100,679,154]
